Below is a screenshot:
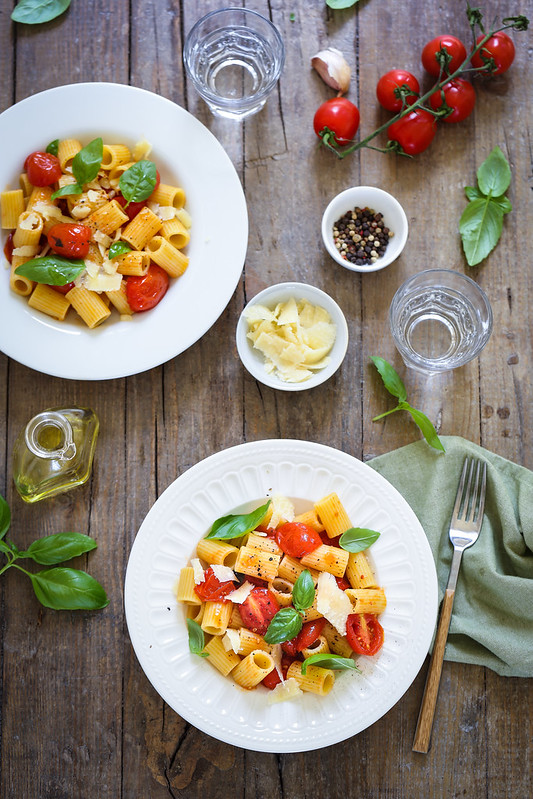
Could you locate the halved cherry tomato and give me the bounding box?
[313,97,360,146]
[471,31,515,75]
[50,282,75,295]
[115,194,146,221]
[335,575,351,590]
[346,614,384,656]
[239,587,280,635]
[282,619,327,656]
[262,653,293,689]
[387,109,437,155]
[429,78,476,123]
[421,34,467,77]
[193,566,235,602]
[24,152,62,187]
[376,69,420,113]
[125,264,169,312]
[4,231,14,263]
[275,522,322,558]
[47,223,92,258]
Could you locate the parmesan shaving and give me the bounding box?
[211,564,237,583]
[269,494,295,529]
[222,628,241,654]
[133,137,153,160]
[267,677,303,704]
[191,558,205,585]
[12,245,38,258]
[32,201,63,220]
[226,580,253,604]
[84,273,122,292]
[316,571,352,636]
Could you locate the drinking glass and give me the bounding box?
[389,269,493,374]
[183,7,285,120]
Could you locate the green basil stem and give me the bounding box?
[322,18,527,159]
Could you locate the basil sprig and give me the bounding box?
[52,137,103,200]
[301,654,360,674]
[187,619,209,657]
[0,493,108,611]
[371,356,445,452]
[205,500,271,541]
[339,528,380,553]
[264,570,315,645]
[459,146,512,266]
[15,255,85,286]
[108,242,132,260]
[11,0,71,25]
[119,160,157,207]
[46,138,59,156]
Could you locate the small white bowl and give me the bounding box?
[236,282,349,391]
[321,186,408,273]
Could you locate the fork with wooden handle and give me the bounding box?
[412,457,487,754]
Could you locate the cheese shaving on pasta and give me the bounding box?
[267,677,303,704]
[191,558,205,585]
[226,580,253,604]
[269,494,295,529]
[316,571,352,636]
[222,628,241,654]
[211,565,237,583]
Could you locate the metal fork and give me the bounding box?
[412,457,487,754]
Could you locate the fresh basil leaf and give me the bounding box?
[119,160,157,206]
[301,654,360,674]
[326,0,359,8]
[0,539,13,555]
[466,187,511,212]
[459,197,504,266]
[490,195,512,214]
[339,528,380,553]
[0,494,10,540]
[291,570,315,613]
[187,619,209,657]
[264,607,303,645]
[11,0,71,25]
[46,138,59,156]
[477,146,511,197]
[51,183,82,200]
[15,255,85,285]
[72,137,103,187]
[205,500,271,541]
[22,533,97,565]
[465,185,483,202]
[108,241,132,259]
[399,402,446,452]
[370,356,407,402]
[29,568,109,610]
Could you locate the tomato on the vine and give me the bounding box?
[47,222,92,258]
[313,97,360,146]
[387,109,437,155]
[421,34,467,77]
[24,151,62,187]
[471,31,515,75]
[346,614,384,656]
[429,77,476,123]
[239,587,280,635]
[193,566,236,602]
[125,263,169,312]
[275,522,322,558]
[376,69,420,113]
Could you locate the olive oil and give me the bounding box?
[13,408,99,503]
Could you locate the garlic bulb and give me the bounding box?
[311,48,351,95]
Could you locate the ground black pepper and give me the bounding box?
[332,207,394,267]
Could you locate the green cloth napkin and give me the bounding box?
[369,435,533,678]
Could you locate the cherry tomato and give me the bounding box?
[387,109,437,155]
[313,97,360,146]
[24,151,62,187]
[239,587,280,635]
[421,34,467,77]
[335,575,351,590]
[47,223,92,258]
[4,231,14,263]
[376,69,420,113]
[281,619,327,656]
[50,282,75,295]
[193,566,236,602]
[125,263,169,312]
[429,78,476,123]
[346,614,384,656]
[275,522,322,558]
[471,31,515,75]
[320,531,341,548]
[262,653,293,689]
[115,194,147,221]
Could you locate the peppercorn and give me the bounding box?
[332,206,394,267]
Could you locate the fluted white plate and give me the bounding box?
[125,440,438,752]
[0,83,247,380]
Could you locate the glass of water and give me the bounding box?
[389,269,493,374]
[183,7,285,120]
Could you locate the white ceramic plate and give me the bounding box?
[0,83,248,380]
[125,439,438,753]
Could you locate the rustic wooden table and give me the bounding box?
[1,1,531,797]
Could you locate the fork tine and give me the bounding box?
[465,460,481,523]
[474,461,487,524]
[452,458,470,519]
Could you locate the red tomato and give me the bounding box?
[262,653,293,689]
[193,566,235,602]
[376,69,420,113]
[429,78,476,123]
[295,618,326,651]
[346,614,384,656]
[4,231,14,263]
[421,35,467,77]
[239,587,280,635]
[50,282,75,295]
[125,264,169,312]
[115,194,147,221]
[275,522,322,558]
[313,97,360,146]
[387,109,437,155]
[320,531,341,548]
[471,31,515,75]
[335,575,351,590]
[24,152,62,187]
[47,223,92,258]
